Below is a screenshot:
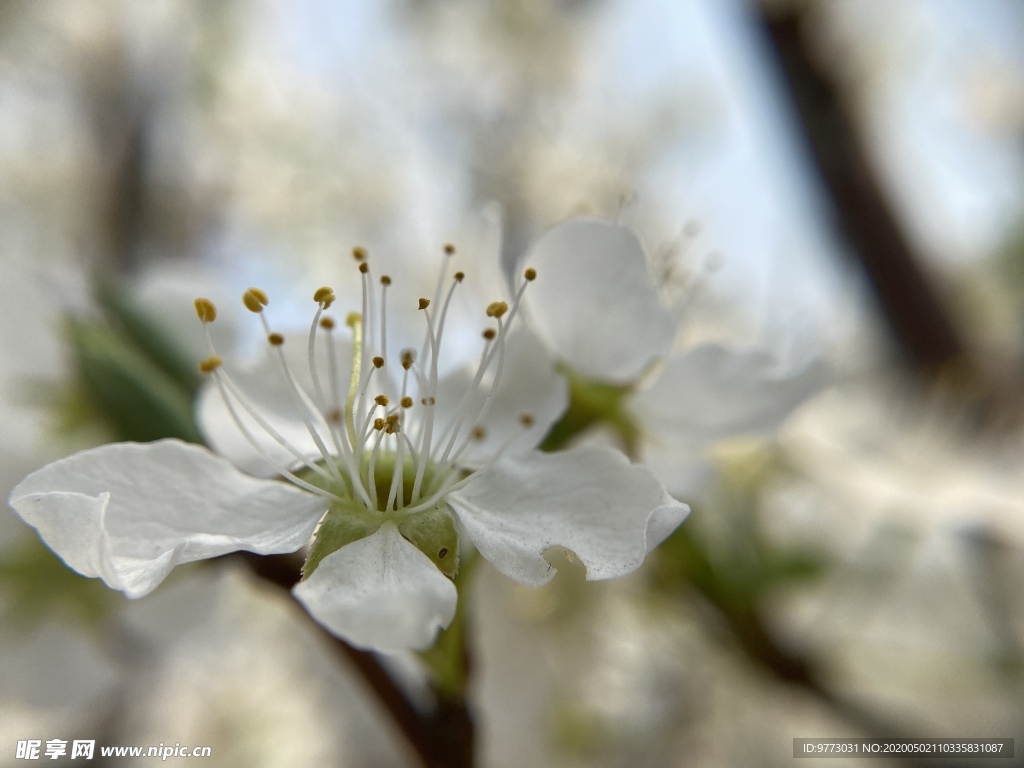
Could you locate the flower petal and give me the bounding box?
[634,344,829,447]
[429,327,568,467]
[447,447,689,587]
[197,333,359,477]
[8,440,326,598]
[292,523,457,654]
[519,217,676,382]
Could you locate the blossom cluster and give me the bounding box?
[8,217,822,653]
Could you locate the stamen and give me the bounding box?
[443,243,456,255]
[313,286,335,308]
[401,349,415,370]
[486,301,508,318]
[199,355,222,373]
[400,396,413,408]
[320,316,335,330]
[352,246,367,261]
[372,356,385,368]
[418,298,430,310]
[524,267,537,281]
[482,328,496,340]
[194,298,217,323]
[243,288,269,313]
[267,333,284,346]
[520,413,535,427]
[375,394,390,407]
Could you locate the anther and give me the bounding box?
[444,243,456,255]
[454,271,465,282]
[401,396,413,408]
[386,413,400,427]
[372,356,385,369]
[353,246,367,261]
[267,333,284,346]
[373,417,386,431]
[421,396,436,406]
[358,262,369,274]
[486,301,508,318]
[313,286,335,308]
[520,413,535,427]
[194,298,217,323]
[418,298,430,310]
[198,355,222,373]
[381,275,392,286]
[471,426,487,441]
[524,267,537,281]
[320,316,335,330]
[401,350,415,370]
[346,312,361,328]
[482,328,497,340]
[243,288,269,313]
[327,408,342,424]
[374,394,390,407]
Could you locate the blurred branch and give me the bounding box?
[242,553,475,768]
[754,2,971,380]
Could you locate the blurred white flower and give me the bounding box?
[514,216,829,495]
[10,246,687,654]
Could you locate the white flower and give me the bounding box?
[9,246,688,654]
[516,217,829,492]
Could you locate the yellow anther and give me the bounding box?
[353,246,367,261]
[381,275,392,286]
[454,271,465,282]
[372,356,385,368]
[346,312,361,328]
[313,286,335,308]
[243,288,269,313]
[444,243,456,255]
[482,328,497,340]
[471,426,487,441]
[386,413,400,427]
[320,316,335,330]
[374,394,390,407]
[524,267,537,281]
[421,396,436,406]
[418,298,430,310]
[401,350,415,370]
[373,417,386,431]
[267,333,284,346]
[194,298,217,324]
[358,262,369,274]
[401,396,413,408]
[486,301,508,318]
[198,355,222,373]
[520,413,535,427]
[385,422,398,435]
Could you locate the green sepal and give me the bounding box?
[305,505,385,577]
[302,504,381,579]
[398,504,460,579]
[540,368,640,457]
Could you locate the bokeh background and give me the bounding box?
[2,0,1024,766]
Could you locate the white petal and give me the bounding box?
[292,523,457,654]
[197,333,357,476]
[520,217,676,382]
[430,328,568,468]
[8,440,326,598]
[447,447,689,587]
[634,344,829,447]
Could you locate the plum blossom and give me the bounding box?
[9,245,688,654]
[515,217,829,493]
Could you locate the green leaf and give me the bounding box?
[67,319,202,443]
